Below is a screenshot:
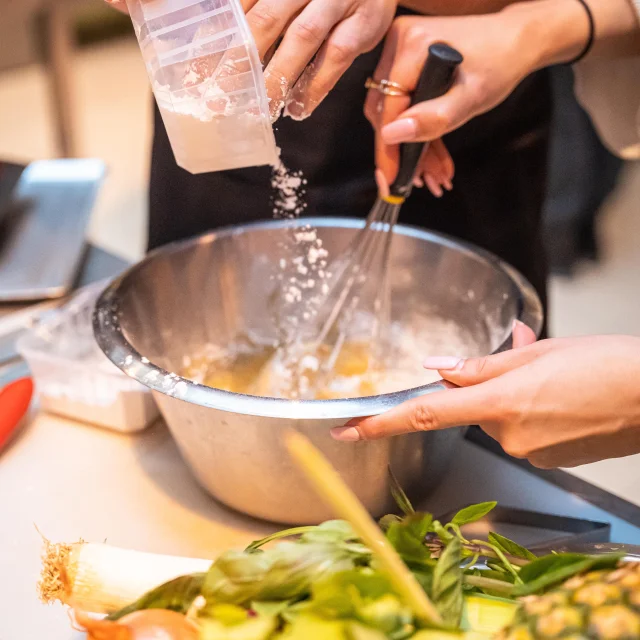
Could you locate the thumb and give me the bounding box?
[331,382,500,441]
[424,339,551,387]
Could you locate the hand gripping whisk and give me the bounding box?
[305,44,464,392]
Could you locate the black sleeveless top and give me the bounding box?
[148,13,551,329]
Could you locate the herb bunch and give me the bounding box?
[101,469,622,639]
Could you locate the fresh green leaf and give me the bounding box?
[107,573,205,620]
[432,537,464,628]
[379,514,402,532]
[251,600,294,617]
[487,533,536,562]
[410,630,463,639]
[300,521,358,545]
[386,514,434,567]
[517,553,585,584]
[203,604,250,625]
[202,542,356,607]
[200,615,278,640]
[514,553,623,596]
[411,567,434,598]
[281,614,348,640]
[245,527,317,552]
[346,622,389,640]
[299,570,397,620]
[357,594,413,636]
[388,467,416,516]
[318,571,395,602]
[450,503,497,527]
[467,569,514,585]
[305,571,412,636]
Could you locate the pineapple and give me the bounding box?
[498,563,640,639]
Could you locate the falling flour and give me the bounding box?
[267,153,338,396]
[270,154,330,328]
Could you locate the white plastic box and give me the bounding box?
[125,0,277,173]
[17,282,159,433]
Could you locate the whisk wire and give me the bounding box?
[312,198,401,382]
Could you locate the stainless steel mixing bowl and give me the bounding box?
[94,218,542,524]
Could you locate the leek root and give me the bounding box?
[38,540,210,614]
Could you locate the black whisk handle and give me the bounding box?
[389,43,463,200]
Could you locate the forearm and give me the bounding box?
[510,0,640,68]
[399,0,533,15]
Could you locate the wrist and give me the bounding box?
[501,0,591,69]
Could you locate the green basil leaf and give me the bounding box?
[431,537,464,628]
[388,467,416,516]
[251,600,294,617]
[204,604,250,625]
[107,573,205,620]
[307,571,411,637]
[514,553,623,596]
[517,553,586,584]
[467,568,514,584]
[450,502,497,527]
[379,514,402,532]
[245,526,318,552]
[300,521,358,545]
[386,514,434,566]
[487,532,536,562]
[357,594,413,636]
[411,567,434,597]
[200,615,278,640]
[346,622,389,640]
[281,614,348,640]
[202,542,356,607]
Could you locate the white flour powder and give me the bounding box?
[158,100,275,174]
[155,53,276,173]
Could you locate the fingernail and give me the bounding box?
[413,176,424,188]
[512,319,523,331]
[443,177,453,191]
[382,118,418,144]
[423,356,463,370]
[425,175,443,198]
[330,426,361,442]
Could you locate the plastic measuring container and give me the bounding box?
[125,0,278,174]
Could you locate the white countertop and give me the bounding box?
[2,406,639,640]
[0,412,278,640]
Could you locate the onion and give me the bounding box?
[75,609,199,640]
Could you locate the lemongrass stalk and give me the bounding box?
[38,540,210,614]
[285,431,444,627]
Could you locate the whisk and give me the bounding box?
[302,44,464,392]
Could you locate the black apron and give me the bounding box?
[148,20,552,335]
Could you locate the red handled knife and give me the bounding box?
[0,369,33,453]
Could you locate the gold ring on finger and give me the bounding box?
[365,77,410,97]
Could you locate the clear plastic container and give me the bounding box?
[125,0,277,174]
[17,282,159,433]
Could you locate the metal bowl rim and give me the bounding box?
[93,217,543,421]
